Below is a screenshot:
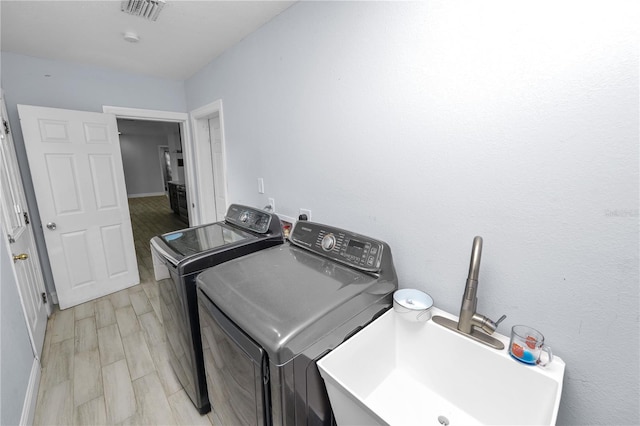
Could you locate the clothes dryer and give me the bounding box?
[196,221,397,425]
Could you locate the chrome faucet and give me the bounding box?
[433,236,506,349]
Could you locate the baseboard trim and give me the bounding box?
[127,192,166,199]
[20,358,41,426]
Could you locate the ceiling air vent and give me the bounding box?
[121,0,166,21]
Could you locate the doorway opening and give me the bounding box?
[104,106,193,291]
[115,116,188,284]
[117,119,183,199]
[105,103,230,284]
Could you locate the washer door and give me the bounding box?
[198,289,270,426]
[160,222,256,261]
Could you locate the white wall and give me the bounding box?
[186,1,639,424]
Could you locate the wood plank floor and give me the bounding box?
[33,196,222,425]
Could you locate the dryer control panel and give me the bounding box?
[225,204,273,234]
[290,221,384,273]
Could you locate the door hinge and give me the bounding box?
[23,212,30,225]
[41,292,48,304]
[3,119,9,135]
[7,234,15,244]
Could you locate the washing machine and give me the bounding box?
[150,204,283,413]
[196,220,398,425]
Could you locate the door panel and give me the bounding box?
[39,119,69,142]
[83,122,111,143]
[208,116,227,221]
[46,154,83,214]
[11,236,46,344]
[19,104,139,309]
[101,224,129,276]
[60,230,94,288]
[89,154,119,209]
[0,154,23,236]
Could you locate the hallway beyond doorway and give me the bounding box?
[128,195,187,280]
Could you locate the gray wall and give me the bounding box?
[0,52,187,295]
[1,234,35,426]
[185,2,639,424]
[120,132,166,197]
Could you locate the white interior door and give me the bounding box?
[207,115,227,221]
[1,96,48,357]
[18,104,139,309]
[189,100,228,225]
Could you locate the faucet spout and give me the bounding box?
[458,236,483,334]
[467,236,483,282]
[432,235,506,350]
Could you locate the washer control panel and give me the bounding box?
[225,204,272,234]
[290,221,384,273]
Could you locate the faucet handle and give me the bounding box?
[472,313,506,334]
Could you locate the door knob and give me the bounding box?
[13,253,28,262]
[46,222,56,230]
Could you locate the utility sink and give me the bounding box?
[318,308,565,425]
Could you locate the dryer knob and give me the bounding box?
[321,234,336,251]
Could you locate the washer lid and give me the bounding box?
[160,222,256,259]
[196,244,396,365]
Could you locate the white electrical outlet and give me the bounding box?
[258,178,265,194]
[268,198,275,212]
[299,208,312,220]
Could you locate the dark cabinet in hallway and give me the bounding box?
[168,182,189,223]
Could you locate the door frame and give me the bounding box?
[189,100,228,224]
[102,106,201,223]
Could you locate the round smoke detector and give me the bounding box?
[123,32,140,43]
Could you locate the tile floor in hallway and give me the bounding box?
[33,196,223,425]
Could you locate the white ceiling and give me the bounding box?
[1,0,296,80]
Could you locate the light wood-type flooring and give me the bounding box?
[33,196,224,425]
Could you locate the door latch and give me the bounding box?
[13,253,29,262]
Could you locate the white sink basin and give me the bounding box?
[318,308,565,425]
